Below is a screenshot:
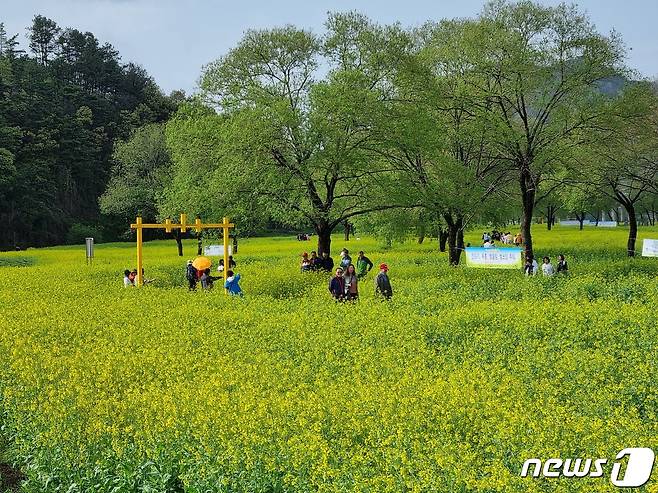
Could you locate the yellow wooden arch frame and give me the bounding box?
[130,214,234,287]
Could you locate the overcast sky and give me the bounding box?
[2,0,657,94]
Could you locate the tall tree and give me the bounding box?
[28,15,61,65]
[472,1,625,260]
[177,13,409,255]
[574,83,658,255]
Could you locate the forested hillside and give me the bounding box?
[0,16,181,249]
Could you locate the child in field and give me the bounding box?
[542,256,555,277]
[217,259,225,274]
[128,269,138,284]
[224,270,243,296]
[557,254,569,275]
[343,264,359,301]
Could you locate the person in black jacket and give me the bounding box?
[310,251,323,271]
[556,254,569,275]
[329,268,346,301]
[374,263,393,300]
[320,251,334,272]
[186,260,198,291]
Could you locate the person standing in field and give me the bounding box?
[339,248,352,270]
[228,255,237,269]
[557,254,569,275]
[514,233,523,247]
[356,251,373,279]
[321,251,334,272]
[186,260,198,290]
[123,269,133,287]
[329,268,346,301]
[542,256,555,277]
[343,264,359,301]
[375,263,393,300]
[224,270,243,296]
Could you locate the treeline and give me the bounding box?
[0,16,181,249]
[5,2,658,264]
[151,1,658,263]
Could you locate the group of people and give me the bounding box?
[524,254,569,277]
[482,231,523,247]
[300,251,337,272]
[185,255,243,295]
[315,248,392,301]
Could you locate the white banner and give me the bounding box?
[204,245,232,257]
[642,239,658,257]
[596,221,617,227]
[464,247,523,269]
[559,220,590,227]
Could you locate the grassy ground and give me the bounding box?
[1,225,658,492]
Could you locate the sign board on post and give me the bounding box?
[642,239,658,257]
[85,237,94,264]
[204,245,232,257]
[465,247,523,269]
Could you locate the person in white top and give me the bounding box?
[123,269,133,287]
[542,256,555,277]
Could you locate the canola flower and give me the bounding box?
[1,227,658,492]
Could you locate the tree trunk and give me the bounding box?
[519,169,536,262]
[438,228,448,252]
[546,205,554,231]
[343,220,350,242]
[623,202,637,257]
[232,235,238,254]
[196,232,203,256]
[316,222,332,256]
[574,212,585,231]
[444,213,464,266]
[175,229,183,257]
[418,222,425,244]
[595,210,600,226]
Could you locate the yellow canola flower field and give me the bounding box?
[1,227,658,492]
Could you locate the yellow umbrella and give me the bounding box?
[192,256,212,271]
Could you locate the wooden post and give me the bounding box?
[223,217,230,293]
[136,216,143,286]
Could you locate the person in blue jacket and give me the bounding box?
[224,270,243,296]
